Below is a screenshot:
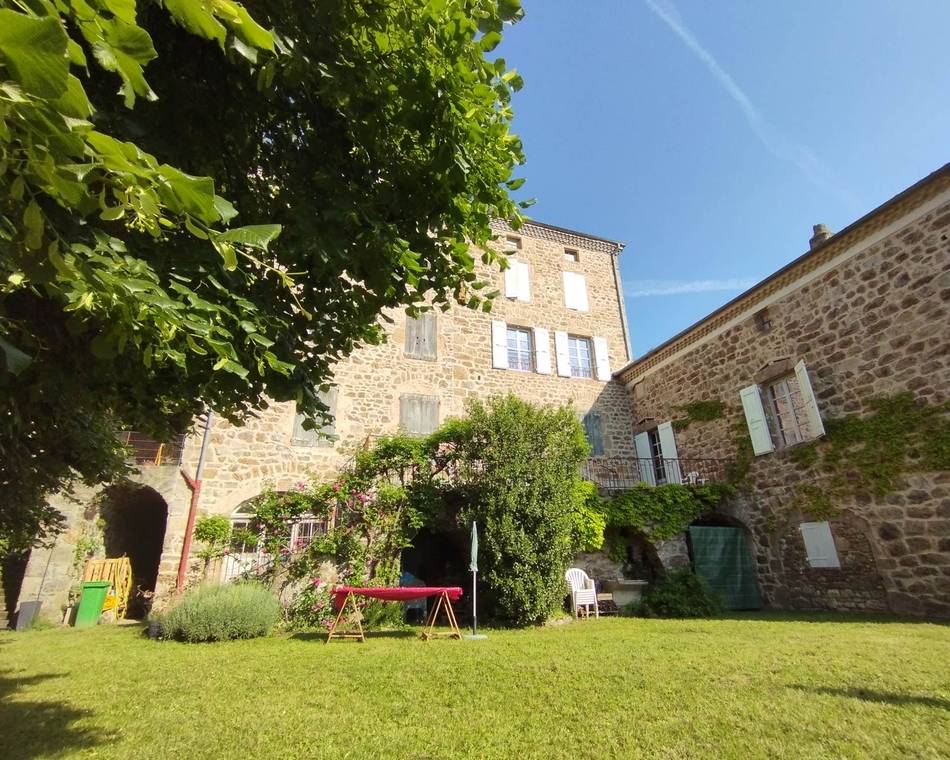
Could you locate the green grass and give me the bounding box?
[1,614,948,759]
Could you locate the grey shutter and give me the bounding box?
[794,360,825,439]
[400,394,439,435]
[656,421,681,484]
[491,320,508,369]
[292,388,337,447]
[800,521,840,568]
[554,330,571,377]
[634,432,656,486]
[405,314,437,359]
[592,336,611,381]
[583,412,604,456]
[533,327,551,375]
[740,385,775,455]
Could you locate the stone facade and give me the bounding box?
[616,165,950,617]
[17,221,637,618]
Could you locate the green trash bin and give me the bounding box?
[74,581,110,628]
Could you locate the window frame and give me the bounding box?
[506,325,534,372]
[647,428,668,485]
[567,335,594,379]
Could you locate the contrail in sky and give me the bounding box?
[643,0,861,212]
[627,278,758,297]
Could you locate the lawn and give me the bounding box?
[1,615,948,759]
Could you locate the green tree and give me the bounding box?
[0,0,527,551]
[436,395,590,626]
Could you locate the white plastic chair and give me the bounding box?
[565,568,599,618]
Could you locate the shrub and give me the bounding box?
[158,583,281,642]
[439,395,590,626]
[194,515,232,559]
[635,569,722,618]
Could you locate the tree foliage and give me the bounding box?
[0,0,527,550]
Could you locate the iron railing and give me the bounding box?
[582,457,729,491]
[118,431,187,466]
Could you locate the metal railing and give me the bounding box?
[118,431,187,466]
[582,457,729,491]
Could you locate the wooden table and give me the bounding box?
[326,586,463,643]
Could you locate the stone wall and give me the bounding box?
[619,182,950,617]
[18,222,637,617]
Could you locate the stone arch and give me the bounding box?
[686,510,763,610]
[97,482,168,617]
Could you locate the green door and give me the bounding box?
[687,526,762,610]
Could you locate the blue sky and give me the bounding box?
[499,1,950,356]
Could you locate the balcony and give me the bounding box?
[582,457,729,492]
[118,431,187,466]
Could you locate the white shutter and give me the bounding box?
[491,320,508,369]
[656,421,682,484]
[592,336,611,381]
[794,359,825,439]
[800,521,840,568]
[740,385,775,455]
[562,271,589,312]
[504,261,519,298]
[554,330,571,377]
[634,432,656,486]
[517,261,530,302]
[533,327,551,375]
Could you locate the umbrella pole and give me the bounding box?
[472,569,477,637]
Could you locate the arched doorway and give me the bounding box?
[687,513,762,610]
[98,484,168,618]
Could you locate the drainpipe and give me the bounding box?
[176,410,213,593]
[611,244,632,362]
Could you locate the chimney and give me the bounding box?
[809,223,832,250]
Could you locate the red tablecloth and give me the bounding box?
[333,586,463,610]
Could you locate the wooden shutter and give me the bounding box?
[491,320,508,369]
[800,521,840,568]
[583,412,604,456]
[562,271,589,311]
[516,260,530,301]
[533,327,551,374]
[634,432,656,486]
[400,394,439,435]
[504,260,519,298]
[740,385,775,455]
[794,359,825,439]
[292,389,337,447]
[405,314,436,359]
[554,330,571,377]
[656,421,681,484]
[592,336,611,381]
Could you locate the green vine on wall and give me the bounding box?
[671,400,726,432]
[790,393,950,515]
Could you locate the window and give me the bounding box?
[753,308,772,332]
[504,235,521,251]
[291,516,327,551]
[766,377,804,447]
[229,503,259,553]
[506,326,533,372]
[291,389,337,447]
[567,335,593,378]
[583,412,604,456]
[564,249,579,263]
[740,360,825,456]
[800,521,841,568]
[400,394,439,435]
[562,271,589,311]
[634,422,682,485]
[405,313,437,360]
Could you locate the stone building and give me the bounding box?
[614,163,950,617]
[11,220,636,622]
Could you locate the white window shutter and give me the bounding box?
[517,261,530,302]
[554,330,571,377]
[563,271,589,312]
[533,327,551,374]
[634,432,656,486]
[504,261,519,299]
[592,336,611,381]
[740,385,775,455]
[800,521,840,568]
[656,421,682,484]
[491,320,508,369]
[794,359,825,439]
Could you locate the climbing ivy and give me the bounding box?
[790,393,950,514]
[601,483,734,543]
[671,400,726,432]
